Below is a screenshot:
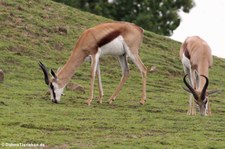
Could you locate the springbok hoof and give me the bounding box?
[187,111,191,115]
[85,99,92,106]
[139,100,145,105]
[187,110,196,116]
[108,100,113,104]
[97,99,102,104]
[97,96,103,104]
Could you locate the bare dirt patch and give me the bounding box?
[66,83,85,93]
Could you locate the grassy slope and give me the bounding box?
[0,0,225,148]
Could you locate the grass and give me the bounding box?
[0,0,225,148]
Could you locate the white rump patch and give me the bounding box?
[182,53,191,69]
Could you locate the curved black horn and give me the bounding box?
[200,75,209,100]
[50,69,57,79]
[183,74,198,100]
[39,61,49,85]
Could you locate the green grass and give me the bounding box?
[0,0,225,148]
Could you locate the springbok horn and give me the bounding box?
[39,61,49,85]
[183,74,198,100]
[50,69,57,79]
[200,75,209,100]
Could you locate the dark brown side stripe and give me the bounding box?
[184,48,191,59]
[97,30,121,47]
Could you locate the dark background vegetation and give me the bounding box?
[53,0,195,36]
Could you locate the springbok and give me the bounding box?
[180,36,219,116]
[39,22,147,105]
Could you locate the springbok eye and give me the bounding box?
[50,83,54,90]
[203,99,208,105]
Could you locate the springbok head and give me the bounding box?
[39,62,64,103]
[183,74,217,116]
[183,74,220,115]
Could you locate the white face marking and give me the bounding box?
[50,82,64,103]
[198,98,208,116]
[182,53,191,69]
[99,36,125,57]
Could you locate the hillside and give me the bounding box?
[0,0,225,148]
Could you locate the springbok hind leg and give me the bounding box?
[131,54,147,105]
[108,55,129,104]
[96,62,104,104]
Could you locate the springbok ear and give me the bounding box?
[39,61,49,85]
[57,67,62,73]
[50,69,57,79]
[208,90,222,96]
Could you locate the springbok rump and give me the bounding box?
[39,22,147,105]
[180,36,219,116]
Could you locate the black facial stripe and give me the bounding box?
[50,83,56,100]
[194,100,198,104]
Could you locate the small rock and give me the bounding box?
[150,65,157,72]
[66,83,85,93]
[55,27,67,35]
[58,27,67,34]
[0,69,4,83]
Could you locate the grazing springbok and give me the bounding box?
[39,22,147,105]
[180,36,219,116]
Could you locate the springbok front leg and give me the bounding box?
[109,55,129,104]
[96,62,104,104]
[187,94,192,115]
[187,94,196,115]
[85,53,100,105]
[207,100,212,116]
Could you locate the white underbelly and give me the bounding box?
[99,35,125,57]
